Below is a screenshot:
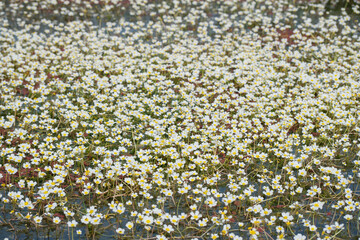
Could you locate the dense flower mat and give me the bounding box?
[0,0,360,239]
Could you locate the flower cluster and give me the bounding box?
[0,0,360,239]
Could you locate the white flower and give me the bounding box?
[169,215,179,225]
[91,217,101,225]
[190,210,202,220]
[81,215,91,224]
[279,212,294,222]
[205,197,217,207]
[53,217,61,224]
[67,220,78,227]
[293,234,306,240]
[126,222,134,230]
[309,225,317,232]
[143,215,154,225]
[156,235,168,240]
[163,224,174,233]
[310,201,324,211]
[34,216,43,224]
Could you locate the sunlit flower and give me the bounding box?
[126,222,134,230]
[53,217,61,224]
[34,216,42,224]
[163,224,174,233]
[67,220,78,227]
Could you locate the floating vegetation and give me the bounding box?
[0,0,360,239]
